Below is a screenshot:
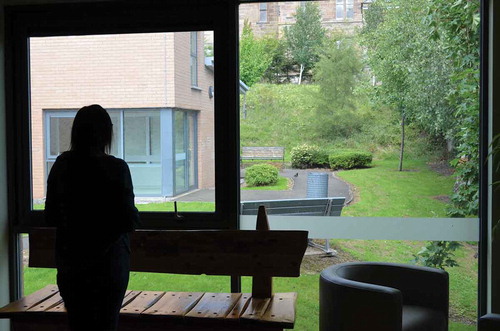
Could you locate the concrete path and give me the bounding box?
[176,168,352,203]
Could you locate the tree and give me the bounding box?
[360,0,455,171]
[239,21,273,87]
[284,2,326,84]
[313,35,363,138]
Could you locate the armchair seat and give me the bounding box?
[403,305,447,331]
[320,262,449,331]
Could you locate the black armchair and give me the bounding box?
[479,313,500,330]
[320,262,449,331]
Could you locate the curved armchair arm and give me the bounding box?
[355,263,449,315]
[479,313,500,331]
[320,267,403,331]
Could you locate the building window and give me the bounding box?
[44,109,198,197]
[337,0,354,19]
[190,31,198,87]
[259,3,268,22]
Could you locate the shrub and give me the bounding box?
[329,151,372,170]
[291,144,329,169]
[245,164,279,186]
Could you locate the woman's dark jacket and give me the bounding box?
[45,151,140,267]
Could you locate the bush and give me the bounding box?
[329,151,372,170]
[290,144,329,169]
[245,164,279,186]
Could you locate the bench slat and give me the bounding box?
[122,290,141,308]
[27,292,63,312]
[121,291,164,315]
[185,292,241,319]
[143,292,204,317]
[260,293,297,327]
[240,297,271,321]
[225,293,251,320]
[0,285,58,316]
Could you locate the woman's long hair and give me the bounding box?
[70,105,113,154]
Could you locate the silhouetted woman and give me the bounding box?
[45,105,140,331]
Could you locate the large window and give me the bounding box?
[30,33,212,205]
[7,2,238,232]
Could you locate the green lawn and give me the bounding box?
[337,158,455,217]
[241,176,290,191]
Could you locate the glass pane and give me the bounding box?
[175,111,187,194]
[239,1,479,328]
[109,111,122,157]
[336,4,344,19]
[346,5,354,19]
[150,115,161,157]
[125,114,147,160]
[30,31,215,211]
[49,117,73,156]
[188,114,196,188]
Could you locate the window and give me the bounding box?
[43,109,198,198]
[6,1,234,230]
[190,31,198,87]
[259,3,268,22]
[337,0,354,19]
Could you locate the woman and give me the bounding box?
[45,105,140,331]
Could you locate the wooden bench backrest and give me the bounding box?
[29,228,308,277]
[240,197,345,217]
[241,147,285,159]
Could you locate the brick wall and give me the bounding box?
[30,32,214,199]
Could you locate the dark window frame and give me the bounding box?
[5,1,240,234]
[4,0,492,319]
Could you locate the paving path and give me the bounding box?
[176,169,352,203]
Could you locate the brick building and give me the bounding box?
[30,31,215,199]
[239,0,366,37]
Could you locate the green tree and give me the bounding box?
[361,0,456,170]
[426,0,480,217]
[239,21,273,87]
[284,2,326,84]
[313,35,363,138]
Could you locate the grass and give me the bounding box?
[337,158,455,217]
[241,176,290,191]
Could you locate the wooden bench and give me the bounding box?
[241,197,345,255]
[0,210,308,331]
[241,147,285,165]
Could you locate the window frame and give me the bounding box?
[5,1,240,233]
[5,0,493,316]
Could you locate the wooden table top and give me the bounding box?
[0,285,297,329]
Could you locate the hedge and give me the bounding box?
[329,151,372,170]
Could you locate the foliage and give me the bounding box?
[241,83,440,160]
[284,2,326,83]
[413,241,462,270]
[239,21,274,87]
[362,0,479,215]
[313,34,364,138]
[244,163,279,186]
[261,36,295,84]
[425,0,480,217]
[290,144,328,169]
[329,151,372,170]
